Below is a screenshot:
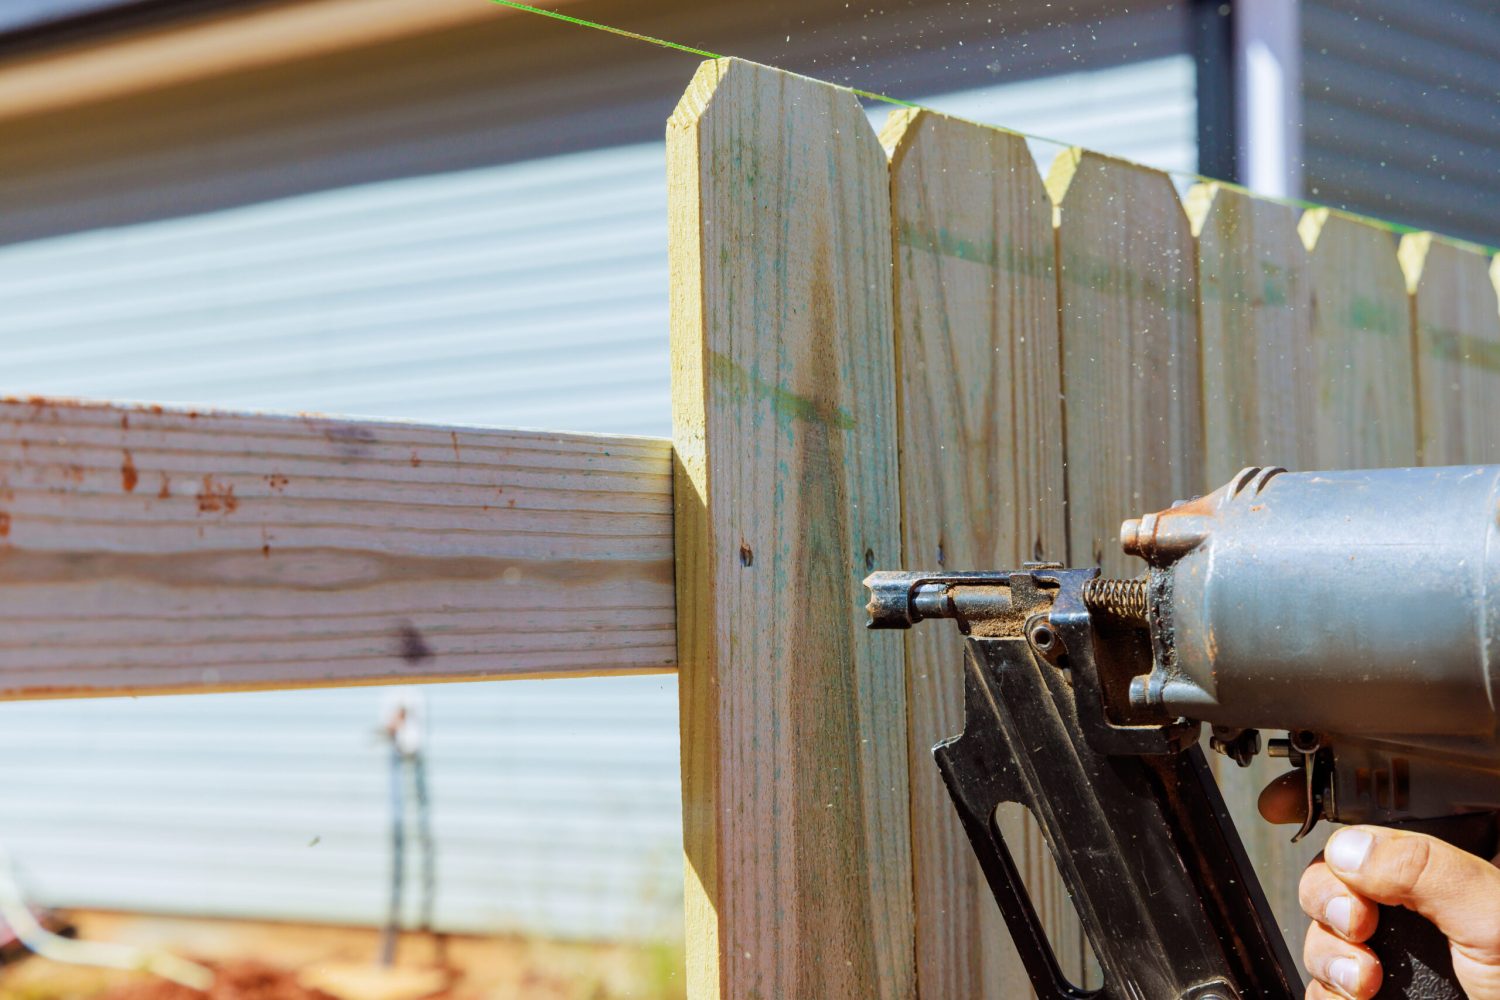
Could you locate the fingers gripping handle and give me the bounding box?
[1370,905,1463,1000]
[1369,814,1498,1000]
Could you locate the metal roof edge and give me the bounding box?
[0,0,501,125]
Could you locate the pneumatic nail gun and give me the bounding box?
[865,465,1500,1000]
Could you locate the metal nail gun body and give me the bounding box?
[865,465,1500,1000]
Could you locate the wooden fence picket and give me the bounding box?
[667,58,915,1000]
[1046,149,1203,579]
[882,108,1072,996]
[1299,208,1417,467]
[1400,232,1500,465]
[1188,182,1316,480]
[1186,181,1321,965]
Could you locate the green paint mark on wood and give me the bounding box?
[709,351,857,430]
[1060,248,1195,314]
[896,220,1053,276]
[1423,325,1500,373]
[1348,296,1404,337]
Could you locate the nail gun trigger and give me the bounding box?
[1292,748,1333,843]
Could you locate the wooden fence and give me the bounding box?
[2,56,1498,998]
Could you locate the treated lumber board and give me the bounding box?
[882,108,1076,996]
[1185,182,1321,963]
[1187,182,1316,479]
[1399,233,1500,465]
[1047,149,1203,579]
[1298,208,1418,467]
[0,396,675,697]
[669,58,914,1000]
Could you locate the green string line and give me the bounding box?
[485,0,920,108]
[485,0,1495,256]
[485,0,722,60]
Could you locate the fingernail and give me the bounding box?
[1327,829,1373,873]
[1328,957,1361,996]
[1324,895,1353,936]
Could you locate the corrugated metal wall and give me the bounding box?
[0,3,1193,941]
[1302,0,1500,246]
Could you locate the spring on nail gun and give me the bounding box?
[1081,577,1149,622]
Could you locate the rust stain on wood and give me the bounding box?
[0,512,10,538]
[121,450,138,493]
[266,473,289,492]
[196,476,238,514]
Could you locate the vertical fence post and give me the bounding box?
[668,58,915,1000]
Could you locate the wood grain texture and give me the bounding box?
[1186,182,1316,479]
[882,108,1075,997]
[1298,208,1418,467]
[1399,232,1500,465]
[1047,149,1203,579]
[1185,182,1321,965]
[669,59,914,1000]
[0,397,674,697]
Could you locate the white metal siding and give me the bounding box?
[0,15,1192,940]
[0,681,683,937]
[1302,0,1500,245]
[911,56,1198,179]
[0,144,672,435]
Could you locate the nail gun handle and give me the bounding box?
[935,633,1301,999]
[1369,813,1498,1000]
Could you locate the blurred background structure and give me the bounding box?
[0,0,1495,995]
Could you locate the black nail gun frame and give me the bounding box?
[865,466,1500,1000]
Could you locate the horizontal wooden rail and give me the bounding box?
[0,397,676,699]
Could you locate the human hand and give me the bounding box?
[1297,825,1500,999]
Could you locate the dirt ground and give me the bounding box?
[0,913,684,1000]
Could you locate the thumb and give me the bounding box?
[1324,825,1500,966]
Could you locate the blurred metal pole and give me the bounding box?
[412,750,436,938]
[1234,0,1303,198]
[380,739,405,967]
[1192,0,1239,182]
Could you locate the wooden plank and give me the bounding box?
[1046,150,1199,986]
[0,396,675,697]
[1046,149,1203,579]
[1187,182,1316,478]
[1399,232,1500,465]
[1185,181,1321,964]
[1298,208,1418,466]
[669,58,914,1000]
[881,108,1073,996]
